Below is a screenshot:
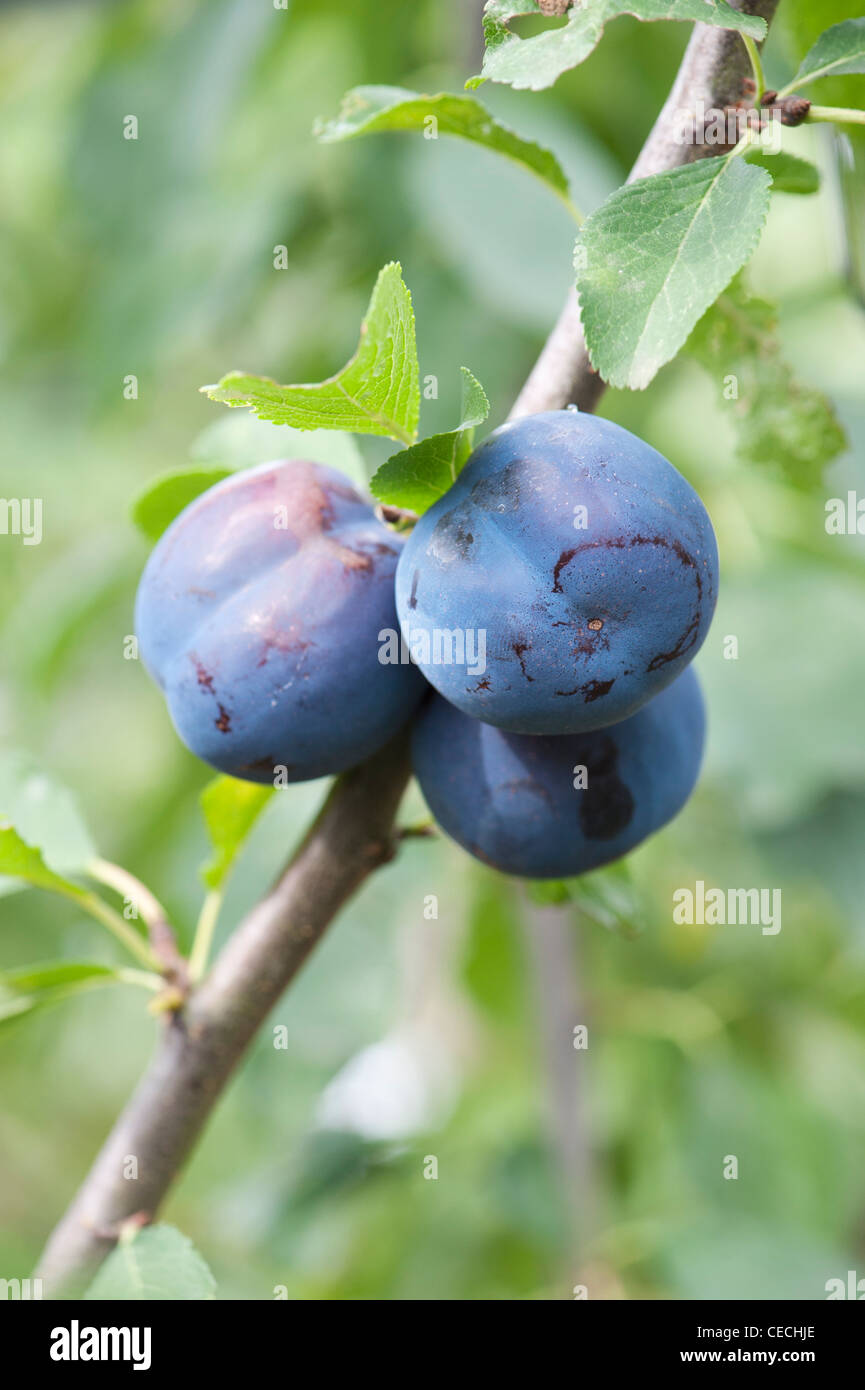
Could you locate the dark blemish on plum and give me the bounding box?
[257,630,311,668]
[215,705,231,733]
[588,619,603,631]
[408,569,419,610]
[572,625,610,660]
[553,533,704,598]
[470,677,491,691]
[308,477,362,533]
[430,510,475,564]
[192,657,214,692]
[581,677,615,703]
[512,641,533,681]
[553,548,576,593]
[355,538,398,562]
[554,677,615,702]
[236,756,279,777]
[646,610,700,671]
[572,733,634,840]
[469,462,523,514]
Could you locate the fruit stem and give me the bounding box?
[77,891,162,972]
[188,890,223,983]
[87,856,187,980]
[741,34,765,102]
[806,105,865,127]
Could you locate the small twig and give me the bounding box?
[36,732,412,1296]
[397,819,438,840]
[377,503,419,530]
[77,890,161,973]
[760,92,812,126]
[87,857,187,984]
[741,33,765,102]
[807,104,865,127]
[187,890,223,983]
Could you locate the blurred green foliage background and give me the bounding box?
[1,0,865,1300]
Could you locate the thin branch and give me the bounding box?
[36,733,411,1295]
[522,895,596,1267]
[509,0,780,420]
[76,890,161,973]
[187,890,223,984]
[87,857,186,982]
[741,33,766,101]
[35,0,780,1299]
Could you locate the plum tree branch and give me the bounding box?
[35,0,779,1298]
[510,0,780,419]
[36,735,410,1295]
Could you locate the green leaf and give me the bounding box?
[202,262,419,445]
[576,154,771,390]
[315,86,575,212]
[0,823,89,904]
[477,1,767,93]
[744,147,820,195]
[370,367,490,514]
[84,1223,217,1301]
[686,280,847,486]
[0,961,122,1025]
[200,776,275,891]
[788,18,865,90]
[131,466,234,543]
[0,751,95,896]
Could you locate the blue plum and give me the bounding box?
[411,667,705,879]
[135,459,426,783]
[395,410,718,734]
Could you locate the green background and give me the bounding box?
[1,0,864,1299]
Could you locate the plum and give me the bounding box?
[411,666,705,878]
[395,410,718,733]
[135,459,426,783]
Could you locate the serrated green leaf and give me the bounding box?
[477,1,767,93]
[686,279,847,486]
[0,961,122,1025]
[576,154,771,390]
[744,148,820,195]
[0,823,89,904]
[200,776,274,891]
[84,1223,217,1301]
[370,367,489,514]
[788,18,865,89]
[131,466,234,543]
[202,262,419,445]
[0,751,95,897]
[315,86,575,213]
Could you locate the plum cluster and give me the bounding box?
[136,411,718,878]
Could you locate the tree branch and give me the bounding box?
[509,0,780,419]
[35,0,779,1297]
[36,734,410,1295]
